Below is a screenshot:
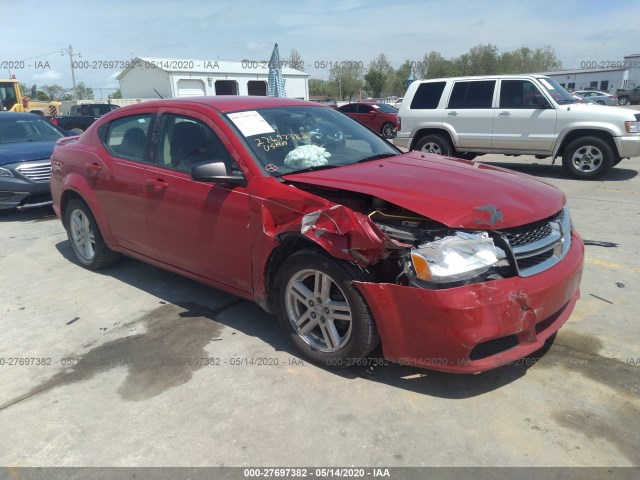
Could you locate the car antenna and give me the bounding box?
[154,89,164,99]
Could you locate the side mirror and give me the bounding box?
[532,95,551,109]
[191,161,247,187]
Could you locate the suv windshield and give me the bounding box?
[538,77,579,105]
[226,106,399,176]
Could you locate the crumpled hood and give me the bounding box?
[0,141,55,166]
[282,152,565,229]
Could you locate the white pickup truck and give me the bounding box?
[394,74,640,179]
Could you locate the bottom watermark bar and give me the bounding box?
[1,467,639,480]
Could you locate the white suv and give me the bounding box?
[394,74,640,179]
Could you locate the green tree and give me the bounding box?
[328,61,364,100]
[108,89,122,99]
[309,79,330,96]
[388,60,414,96]
[422,51,459,78]
[75,82,94,100]
[364,68,386,98]
[41,84,72,101]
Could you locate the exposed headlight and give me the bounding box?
[0,167,14,177]
[410,232,506,283]
[625,121,638,133]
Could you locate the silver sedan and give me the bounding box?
[573,90,618,106]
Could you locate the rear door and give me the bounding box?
[94,112,156,256]
[492,79,557,154]
[444,80,496,149]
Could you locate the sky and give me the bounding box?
[3,0,640,98]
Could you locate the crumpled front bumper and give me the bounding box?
[354,231,584,373]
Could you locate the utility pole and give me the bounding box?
[61,45,81,100]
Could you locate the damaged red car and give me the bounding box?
[50,97,584,373]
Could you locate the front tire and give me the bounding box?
[562,136,615,179]
[274,249,379,368]
[65,199,120,270]
[413,134,452,156]
[70,128,84,135]
[618,96,629,106]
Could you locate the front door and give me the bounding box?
[143,110,253,293]
[492,79,557,154]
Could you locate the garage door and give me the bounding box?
[177,79,206,97]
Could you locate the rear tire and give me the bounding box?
[274,249,380,369]
[65,199,120,270]
[562,136,615,179]
[70,128,84,135]
[413,134,452,156]
[381,122,396,139]
[618,96,629,106]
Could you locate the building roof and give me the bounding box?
[542,67,628,76]
[117,56,309,80]
[624,53,640,59]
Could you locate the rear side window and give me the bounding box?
[448,81,496,109]
[103,114,153,162]
[410,82,446,109]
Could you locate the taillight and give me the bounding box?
[49,117,58,126]
[396,116,401,131]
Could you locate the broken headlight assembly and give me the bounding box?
[407,231,508,286]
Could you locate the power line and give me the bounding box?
[19,49,63,62]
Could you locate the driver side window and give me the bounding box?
[155,114,235,174]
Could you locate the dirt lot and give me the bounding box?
[0,154,638,469]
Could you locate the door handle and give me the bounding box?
[146,178,169,190]
[499,111,511,117]
[447,111,458,116]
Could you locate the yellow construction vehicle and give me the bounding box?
[0,77,61,116]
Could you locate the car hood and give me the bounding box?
[282,152,565,229]
[0,141,55,166]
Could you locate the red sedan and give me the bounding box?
[337,102,397,139]
[50,96,583,372]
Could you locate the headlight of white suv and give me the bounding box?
[409,231,507,284]
[0,167,14,177]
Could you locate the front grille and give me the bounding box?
[16,161,52,182]
[498,208,571,277]
[469,335,518,360]
[503,222,552,247]
[515,250,554,270]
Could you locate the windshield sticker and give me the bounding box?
[228,111,275,137]
[254,133,310,152]
[539,79,553,90]
[265,163,278,173]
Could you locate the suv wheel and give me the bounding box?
[562,136,615,179]
[274,249,380,369]
[618,96,629,106]
[65,199,120,269]
[414,134,452,156]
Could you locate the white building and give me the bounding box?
[543,53,640,92]
[117,57,309,100]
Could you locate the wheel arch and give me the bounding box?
[59,179,116,246]
[264,234,327,313]
[409,127,457,151]
[554,128,618,160]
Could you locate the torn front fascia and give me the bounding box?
[299,205,409,264]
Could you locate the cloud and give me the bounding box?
[32,70,62,82]
[470,19,485,27]
[244,40,269,52]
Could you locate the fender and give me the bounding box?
[410,122,460,149]
[60,170,119,248]
[551,122,621,159]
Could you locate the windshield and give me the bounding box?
[0,117,66,144]
[538,77,579,105]
[226,106,399,176]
